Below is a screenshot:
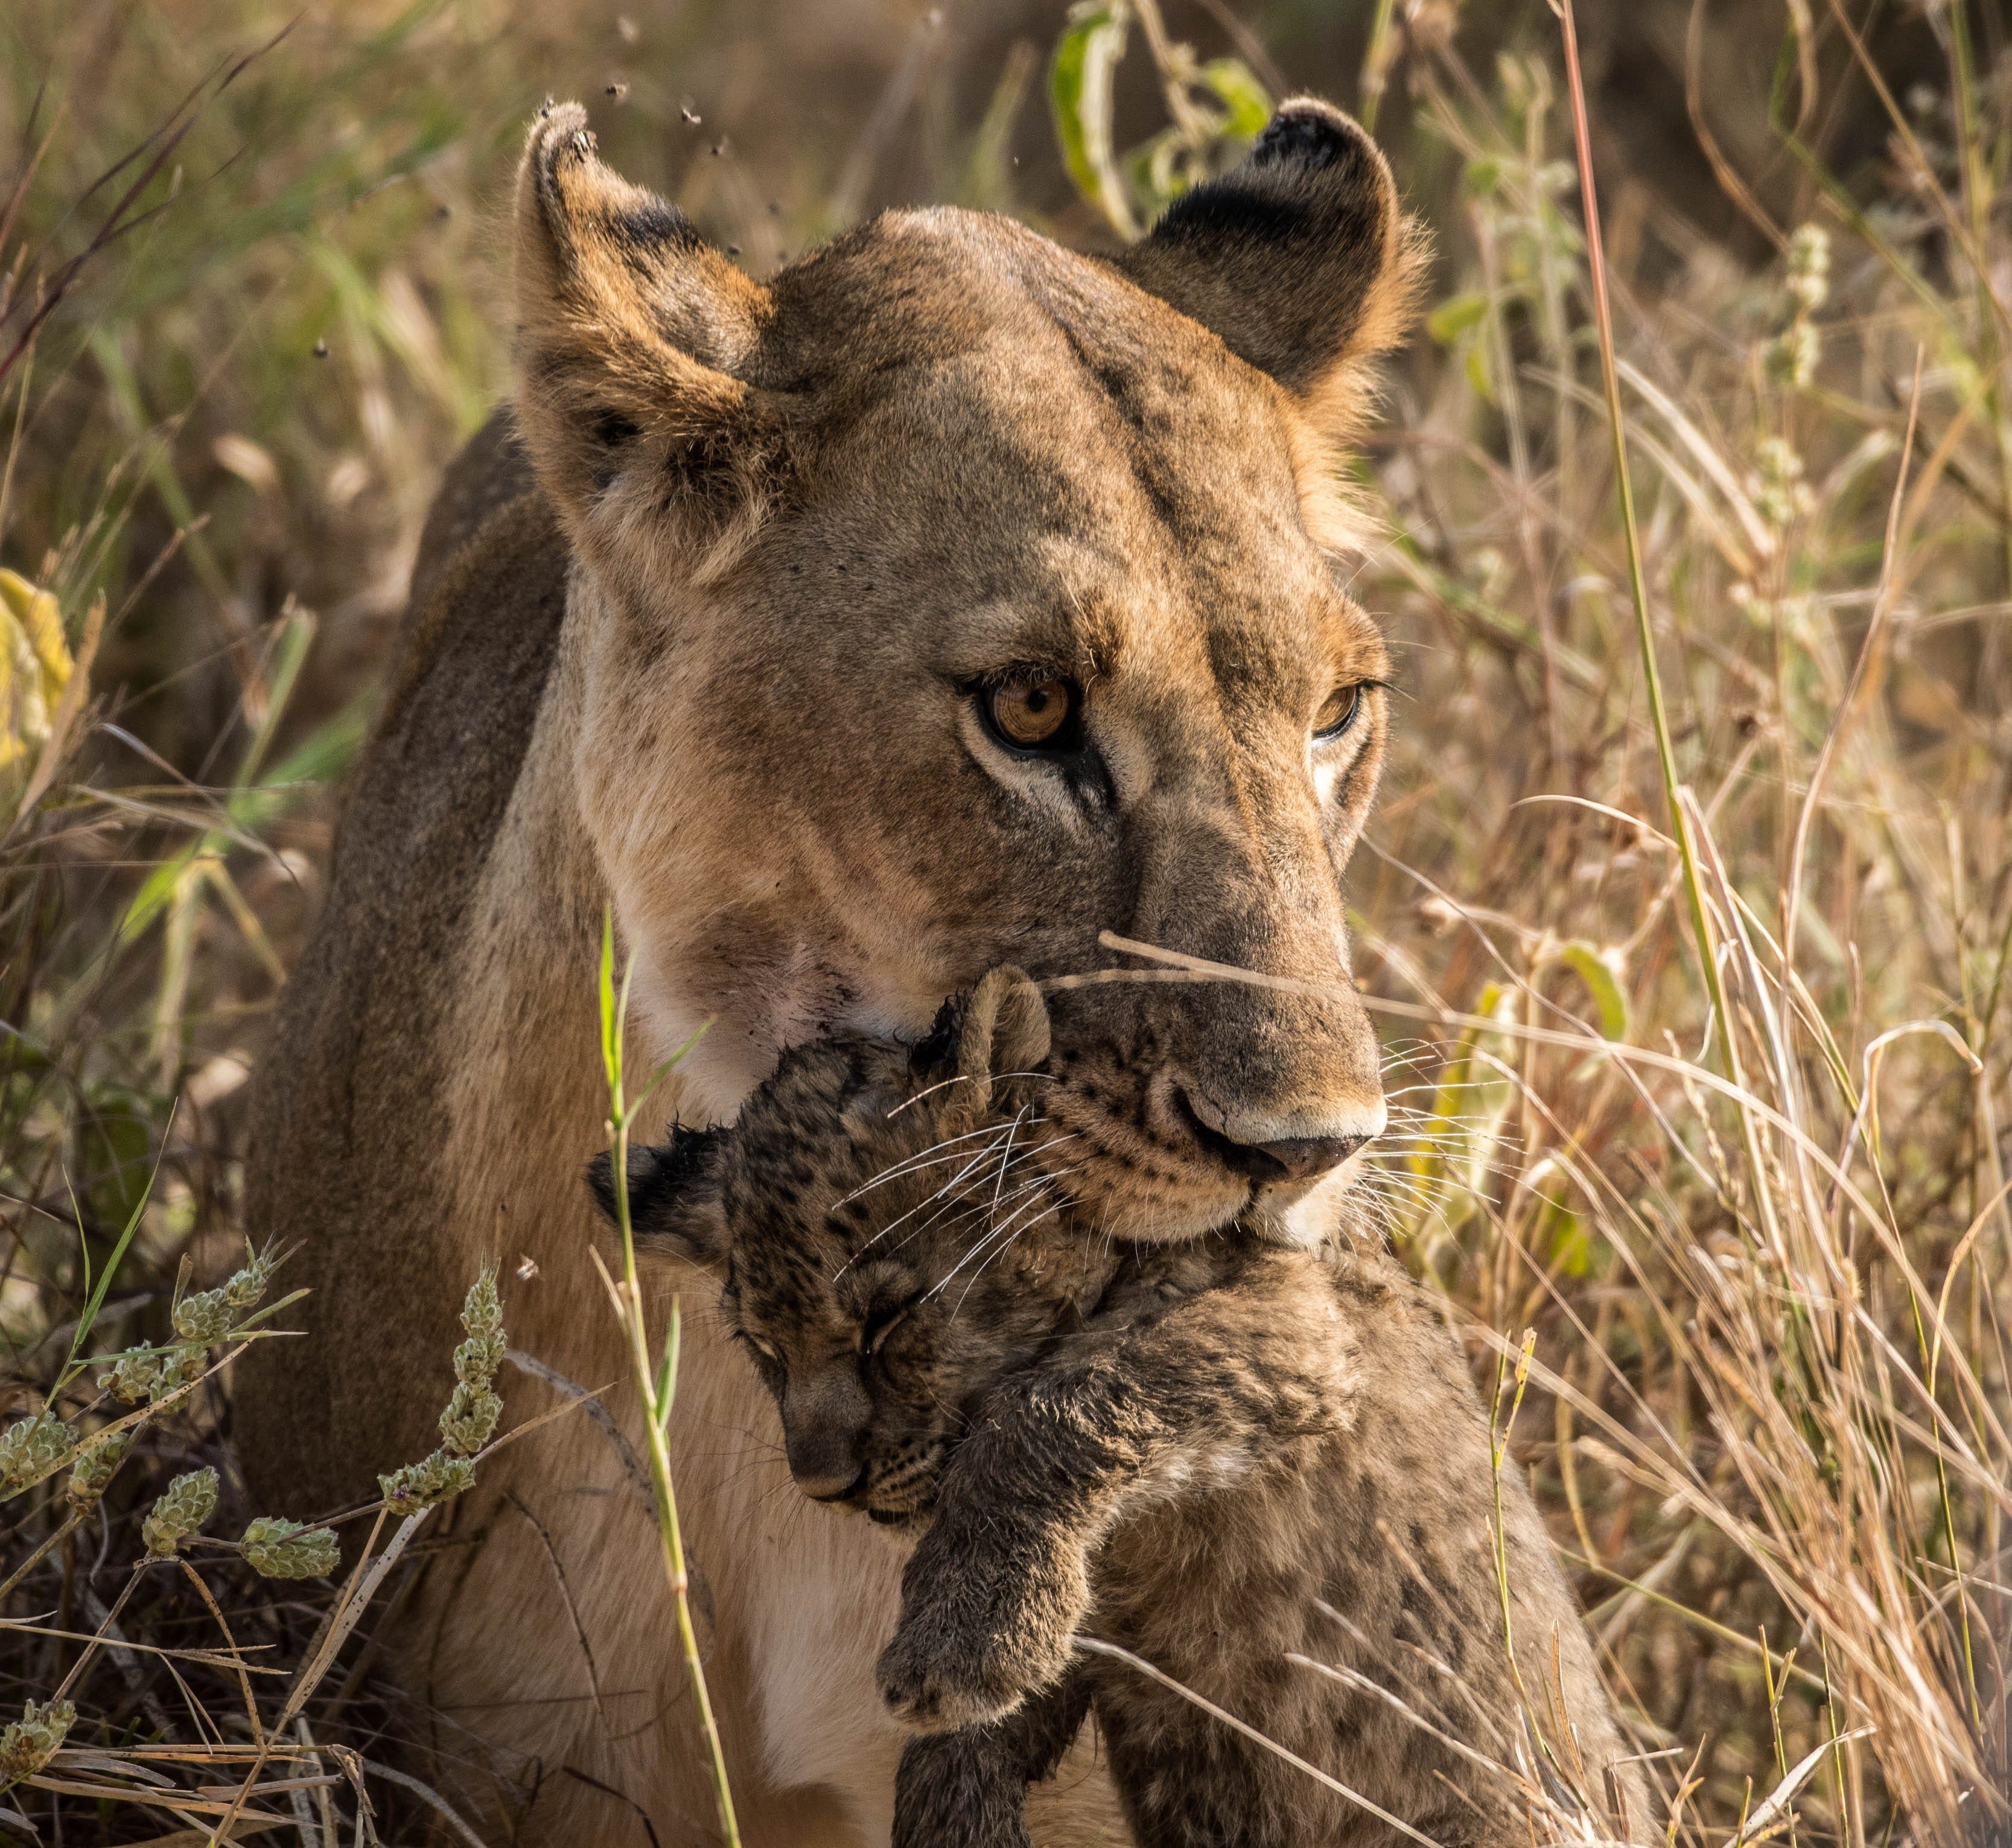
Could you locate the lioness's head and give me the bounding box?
[515,96,1422,1242]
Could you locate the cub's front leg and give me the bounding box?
[877,1258,1351,1731]
[893,1670,1092,1848]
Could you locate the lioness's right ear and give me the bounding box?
[1116,98,1424,457]
[585,1127,728,1273]
[514,103,778,589]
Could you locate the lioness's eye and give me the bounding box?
[1313,683,1364,742]
[982,674,1080,753]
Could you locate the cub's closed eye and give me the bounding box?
[1313,681,1378,743]
[862,1292,923,1356]
[732,1327,784,1369]
[978,672,1082,754]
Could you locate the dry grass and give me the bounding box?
[1,1,2008,1843]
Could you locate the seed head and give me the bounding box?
[1763,320,1820,389]
[379,1448,476,1511]
[453,1331,505,1391]
[142,1467,218,1557]
[1784,223,1830,314]
[0,1699,75,1782]
[0,1410,74,1495]
[68,1432,131,1508]
[1750,437,1813,527]
[439,1381,501,1456]
[242,1515,340,1579]
[223,1249,275,1310]
[100,1342,165,1405]
[172,1287,233,1345]
[148,1345,206,1404]
[460,1267,502,1344]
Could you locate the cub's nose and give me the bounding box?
[782,1367,873,1501]
[1174,1086,1380,1185]
[789,1454,865,1503]
[1221,1133,1369,1182]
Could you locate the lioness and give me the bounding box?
[243,95,1425,1844]
[594,967,1644,1847]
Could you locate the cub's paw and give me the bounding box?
[876,1555,1084,1732]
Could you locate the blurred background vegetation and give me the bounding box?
[2,1,2008,1842]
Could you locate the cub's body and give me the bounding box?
[608,974,1643,1846]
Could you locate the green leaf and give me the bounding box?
[631,1019,715,1119]
[1049,2,1139,240]
[1427,292,1490,346]
[1196,57,1272,141]
[234,604,318,792]
[269,692,371,783]
[597,908,620,1099]
[119,846,200,945]
[1461,155,1504,200]
[1545,1203,1596,1279]
[1557,942,1631,1042]
[1464,337,1496,406]
[64,1103,173,1383]
[77,1088,158,1240]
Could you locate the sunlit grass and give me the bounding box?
[0,1,2006,1841]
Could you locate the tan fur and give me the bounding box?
[241,97,1424,1845]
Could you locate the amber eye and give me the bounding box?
[982,674,1079,752]
[1313,683,1364,742]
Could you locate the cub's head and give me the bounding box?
[518,97,1425,1243]
[587,970,1104,1528]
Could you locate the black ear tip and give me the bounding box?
[528,100,591,158]
[584,1147,620,1223]
[1252,98,1375,176]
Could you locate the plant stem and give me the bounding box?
[600,915,740,1847]
[1360,0,1401,134]
[1555,0,1737,1078]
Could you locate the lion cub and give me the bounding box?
[591,971,1641,1848]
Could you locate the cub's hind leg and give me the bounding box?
[894,1669,1093,1848]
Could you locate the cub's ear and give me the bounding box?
[929,965,1049,1130]
[958,965,1050,1085]
[585,1126,728,1273]
[1116,98,1424,450]
[513,103,780,588]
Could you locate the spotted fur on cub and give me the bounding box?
[591,970,1646,1848]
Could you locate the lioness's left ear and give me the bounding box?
[1117,98,1424,450]
[513,103,780,589]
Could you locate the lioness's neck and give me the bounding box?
[437,573,708,1361]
